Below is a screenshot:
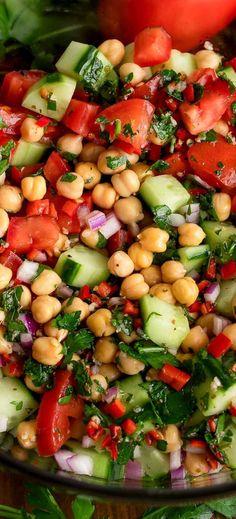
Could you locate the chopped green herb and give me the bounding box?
[111,309,133,335]
[0,159,8,175]
[119,340,179,369]
[151,112,177,143]
[58,384,73,405]
[123,123,136,138]
[10,400,23,411]
[215,235,236,264]
[72,359,92,396]
[96,231,107,249]
[96,115,110,125]
[63,329,95,364]
[0,117,7,129]
[193,82,204,101]
[106,155,127,170]
[152,205,172,231]
[24,358,54,388]
[47,93,57,111]
[199,129,217,142]
[123,72,134,83]
[149,160,170,173]
[52,311,81,331]
[60,172,77,182]
[159,69,180,86]
[117,438,137,464]
[0,139,15,159]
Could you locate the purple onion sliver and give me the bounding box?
[125,460,144,480]
[87,210,106,231]
[19,313,39,335]
[67,453,94,476]
[170,449,181,471]
[213,315,231,336]
[171,465,186,481]
[99,212,122,239]
[185,210,200,224]
[77,204,90,226]
[188,269,201,281]
[54,449,73,471]
[20,332,33,349]
[82,435,96,449]
[55,283,73,299]
[204,282,220,304]
[104,386,118,403]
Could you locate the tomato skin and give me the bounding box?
[43,151,70,186]
[0,105,28,136]
[63,99,100,137]
[134,27,172,67]
[130,74,161,104]
[37,370,84,456]
[187,137,236,191]
[26,199,57,218]
[186,68,217,87]
[180,79,232,135]
[7,215,60,254]
[0,70,45,106]
[98,0,236,52]
[0,250,22,277]
[162,152,189,178]
[11,163,43,185]
[107,229,133,255]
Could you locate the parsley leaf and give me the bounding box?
[84,403,109,426]
[198,129,217,142]
[52,311,81,331]
[106,155,127,170]
[149,160,170,173]
[119,340,179,369]
[63,328,95,364]
[215,235,236,264]
[60,172,77,182]
[159,69,180,86]
[72,359,92,396]
[47,93,57,111]
[71,497,95,519]
[123,123,136,138]
[151,112,177,143]
[0,117,7,129]
[143,380,196,425]
[24,358,54,388]
[26,483,66,519]
[193,83,204,102]
[154,238,179,264]
[10,400,23,411]
[152,205,172,231]
[96,231,107,249]
[117,438,137,465]
[111,309,133,335]
[58,384,73,405]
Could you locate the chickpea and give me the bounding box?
[141,265,162,287]
[0,264,12,290]
[114,196,144,224]
[116,350,145,375]
[53,233,70,255]
[16,420,37,450]
[119,63,146,86]
[212,193,231,221]
[118,330,138,344]
[132,162,153,183]
[0,310,5,323]
[31,269,61,296]
[44,320,68,342]
[184,452,209,476]
[138,227,169,253]
[172,277,199,306]
[115,148,139,166]
[195,50,222,70]
[0,325,12,354]
[97,149,126,175]
[197,313,216,337]
[75,162,101,189]
[178,223,206,247]
[24,374,44,394]
[21,175,47,202]
[87,374,108,401]
[161,260,186,283]
[108,251,134,277]
[80,143,105,163]
[120,273,149,300]
[0,173,6,187]
[181,325,209,353]
[92,183,117,209]
[213,119,229,137]
[57,133,83,156]
[223,324,236,350]
[11,445,28,462]
[32,336,63,365]
[20,117,44,143]
[94,336,118,363]
[162,425,182,453]
[19,285,32,309]
[80,228,101,249]
[86,309,115,337]
[149,283,176,305]
[31,295,61,324]
[98,39,125,66]
[0,208,9,237]
[62,297,90,321]
[128,242,153,271]
[56,172,84,199]
[0,185,23,213]
[111,169,140,197]
[98,363,121,382]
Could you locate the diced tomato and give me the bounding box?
[121,418,137,435]
[94,281,119,298]
[134,27,172,67]
[148,143,161,162]
[187,68,217,87]
[57,211,81,234]
[0,105,28,136]
[201,302,215,314]
[165,97,179,112]
[206,257,216,280]
[180,79,232,135]
[109,441,118,461]
[95,99,155,154]
[44,151,70,186]
[61,200,78,218]
[198,280,210,292]
[206,451,219,471]
[107,229,133,256]
[7,215,60,254]
[36,116,52,127]
[176,128,189,141]
[220,260,236,280]
[183,84,195,103]
[103,399,126,419]
[229,57,236,72]
[162,152,189,178]
[0,250,22,277]
[3,357,24,378]
[37,370,84,456]
[123,300,139,316]
[80,192,93,212]
[188,300,202,313]
[187,137,236,191]
[101,434,112,449]
[130,74,161,104]
[26,199,57,218]
[0,70,45,106]
[79,285,91,300]
[208,417,217,433]
[63,99,100,137]
[208,333,232,358]
[158,363,191,391]
[229,404,236,417]
[10,163,44,185]
[189,187,207,197]
[189,439,207,450]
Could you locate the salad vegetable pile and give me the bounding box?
[0,25,235,486]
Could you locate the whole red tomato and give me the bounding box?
[98,0,236,51]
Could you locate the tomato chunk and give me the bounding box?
[0,250,22,277]
[130,74,161,104]
[7,216,60,254]
[0,70,45,106]
[134,27,172,67]
[63,99,100,136]
[44,151,70,186]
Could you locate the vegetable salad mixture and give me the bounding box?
[0,27,235,485]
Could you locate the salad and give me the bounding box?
[0,26,235,485]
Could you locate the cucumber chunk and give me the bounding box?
[140,294,189,352]
[152,49,197,76]
[0,377,38,430]
[195,378,236,417]
[55,244,109,288]
[201,221,236,250]
[215,279,236,318]
[66,441,111,479]
[139,175,190,213]
[218,66,236,87]
[178,245,210,272]
[219,421,236,469]
[136,444,169,478]
[116,374,149,413]
[22,72,76,121]
[10,139,49,167]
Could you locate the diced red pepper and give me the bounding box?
[107,229,133,256]
[122,418,137,435]
[206,450,218,470]
[189,439,207,450]
[189,187,207,196]
[206,257,216,280]
[26,199,57,218]
[220,260,236,280]
[103,399,126,419]
[43,151,70,186]
[176,127,189,141]
[198,280,210,292]
[123,299,139,316]
[148,143,161,162]
[208,417,217,433]
[79,285,91,300]
[188,300,202,313]
[229,404,236,417]
[183,84,195,103]
[3,357,24,377]
[148,429,161,441]
[62,200,78,218]
[63,99,100,136]
[158,363,191,391]
[109,424,122,440]
[94,281,119,298]
[36,116,52,127]
[101,434,112,449]
[109,440,118,461]
[86,420,104,441]
[207,332,232,358]
[133,317,142,330]
[201,302,215,314]
[165,97,179,111]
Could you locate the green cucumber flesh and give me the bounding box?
[195,378,236,417]
[219,421,236,469]
[55,244,109,288]
[215,279,236,318]
[139,175,190,213]
[140,294,189,352]
[218,66,236,87]
[56,42,92,79]
[153,49,197,76]
[178,245,210,272]
[136,444,169,478]
[201,221,236,249]
[116,374,149,413]
[65,441,111,479]
[22,72,76,121]
[10,139,49,167]
[0,377,38,430]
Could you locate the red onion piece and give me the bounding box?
[55,283,73,299]
[171,465,186,481]
[125,460,144,480]
[104,386,118,403]
[54,449,73,471]
[185,443,206,454]
[31,251,47,263]
[213,315,231,336]
[99,212,122,239]
[204,282,220,304]
[192,175,211,189]
[20,332,33,349]
[67,453,94,476]
[186,210,200,224]
[82,435,96,449]
[77,204,90,227]
[17,260,39,284]
[107,296,124,308]
[169,214,185,227]
[170,449,181,471]
[86,210,106,231]
[188,269,201,281]
[0,416,8,433]
[19,313,39,335]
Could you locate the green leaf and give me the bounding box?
[149,160,170,173]
[24,358,54,388]
[119,340,179,370]
[71,497,95,519]
[151,112,177,143]
[159,69,180,86]
[60,172,77,182]
[26,483,66,519]
[106,155,127,170]
[52,311,81,331]
[208,497,236,518]
[72,359,92,396]
[215,235,236,264]
[117,438,136,465]
[198,129,217,142]
[63,328,95,364]
[152,205,172,231]
[111,309,133,335]
[96,231,107,249]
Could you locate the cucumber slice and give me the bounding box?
[0,377,38,430]
[152,49,197,76]
[195,378,236,417]
[116,374,149,413]
[215,280,236,318]
[10,139,49,167]
[55,244,109,288]
[178,245,210,272]
[218,66,236,87]
[140,294,189,352]
[219,421,236,468]
[22,72,76,121]
[136,444,169,478]
[65,441,111,479]
[201,221,236,249]
[139,175,190,213]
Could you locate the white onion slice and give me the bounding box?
[170,449,181,471]
[67,453,94,476]
[54,449,73,471]
[82,435,96,449]
[213,315,231,336]
[17,260,39,284]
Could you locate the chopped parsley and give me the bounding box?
[10,400,23,411]
[24,358,54,388]
[96,231,107,249]
[0,117,7,129]
[123,72,134,84]
[60,172,77,182]
[58,384,74,405]
[123,123,136,138]
[117,438,137,465]
[215,235,236,264]
[151,112,177,143]
[154,238,179,264]
[114,118,121,138]
[47,93,57,111]
[0,139,15,159]
[72,359,92,396]
[106,155,127,170]
[193,82,204,102]
[1,286,26,341]
[63,328,95,364]
[149,160,170,172]
[152,205,172,231]
[159,69,180,86]
[119,340,180,369]
[84,403,109,426]
[143,380,196,425]
[52,311,81,331]
[96,115,110,125]
[198,190,217,220]
[111,309,133,335]
[199,129,217,142]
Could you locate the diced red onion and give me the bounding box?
[31,251,47,263]
[54,449,74,471]
[170,449,181,471]
[204,282,220,304]
[20,333,33,349]
[188,269,201,281]
[104,386,118,403]
[17,260,39,284]
[99,212,122,239]
[186,210,200,224]
[90,364,100,375]
[192,175,211,189]
[171,466,186,481]
[125,460,144,480]
[108,296,124,308]
[180,203,200,215]
[128,223,140,237]
[0,416,8,433]
[169,213,185,227]
[18,313,39,335]
[55,283,73,299]
[82,435,96,449]
[86,210,106,231]
[213,315,231,336]
[77,204,90,227]
[67,453,94,476]
[12,343,25,355]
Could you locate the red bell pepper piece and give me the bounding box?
[122,418,137,435]
[206,257,216,280]
[44,151,70,186]
[103,399,126,419]
[107,229,133,256]
[109,424,122,440]
[165,97,179,111]
[220,260,236,280]
[229,403,236,417]
[0,250,22,277]
[123,299,139,316]
[63,99,100,136]
[79,285,91,300]
[94,281,119,298]
[183,84,195,103]
[207,332,232,358]
[109,441,118,461]
[101,434,112,449]
[188,300,202,313]
[198,280,210,292]
[158,363,191,391]
[201,302,215,314]
[206,451,218,470]
[86,420,104,441]
[62,200,78,218]
[189,187,207,196]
